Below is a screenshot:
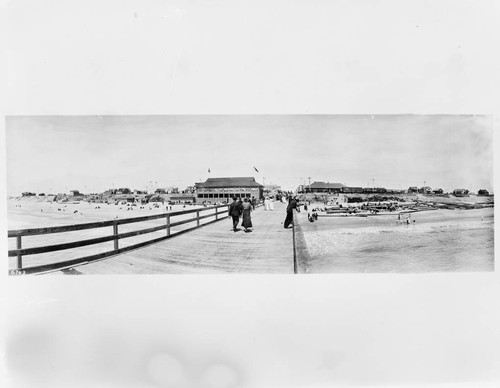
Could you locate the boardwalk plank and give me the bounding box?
[66,202,294,274]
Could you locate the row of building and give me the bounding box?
[297,182,490,197]
[298,182,407,194]
[21,178,491,202]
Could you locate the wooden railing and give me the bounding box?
[8,204,229,275]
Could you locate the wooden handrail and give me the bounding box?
[8,204,230,274]
[8,204,226,237]
[9,235,118,257]
[8,224,170,257]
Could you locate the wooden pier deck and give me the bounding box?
[63,202,295,274]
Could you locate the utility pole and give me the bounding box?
[308,177,311,185]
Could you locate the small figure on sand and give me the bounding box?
[284,196,299,229]
[229,196,243,232]
[241,197,253,233]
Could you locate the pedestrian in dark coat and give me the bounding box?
[284,196,298,229]
[228,197,243,232]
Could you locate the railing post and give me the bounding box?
[215,206,218,220]
[16,235,22,269]
[113,221,119,250]
[292,211,298,274]
[166,214,171,237]
[196,209,200,227]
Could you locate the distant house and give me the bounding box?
[117,188,131,195]
[134,189,147,194]
[478,189,490,196]
[115,194,136,203]
[22,192,36,197]
[453,189,469,197]
[69,190,81,196]
[165,186,179,194]
[432,188,444,195]
[418,186,432,195]
[408,187,419,194]
[155,187,180,194]
[305,182,345,194]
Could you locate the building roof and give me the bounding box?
[196,177,263,188]
[308,182,346,189]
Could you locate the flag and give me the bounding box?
[208,168,211,173]
[253,166,259,173]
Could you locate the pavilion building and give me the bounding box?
[304,182,346,194]
[195,177,264,204]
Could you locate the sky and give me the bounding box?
[5,115,493,196]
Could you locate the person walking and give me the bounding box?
[241,197,253,233]
[284,196,298,229]
[228,196,243,232]
[263,196,269,210]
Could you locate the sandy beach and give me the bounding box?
[296,206,494,273]
[7,197,223,271]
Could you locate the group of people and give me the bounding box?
[263,196,274,211]
[228,197,254,232]
[397,213,416,225]
[228,195,301,232]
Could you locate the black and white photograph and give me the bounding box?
[5,114,494,275]
[2,1,500,388]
